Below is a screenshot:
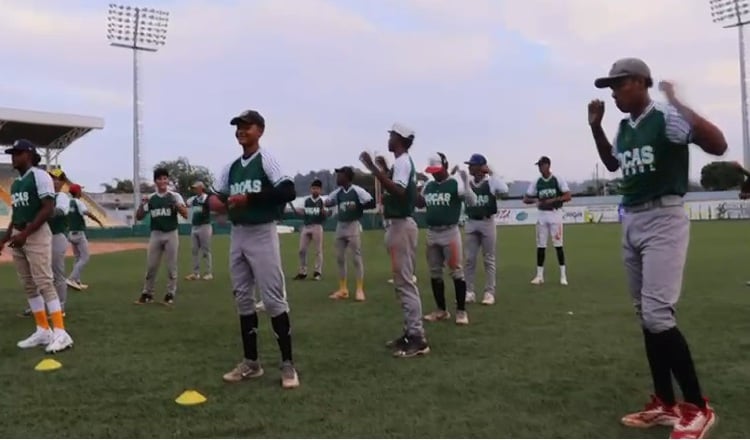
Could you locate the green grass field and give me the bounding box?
[1,222,749,438]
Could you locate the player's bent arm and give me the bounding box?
[361,199,377,210]
[135,200,148,221]
[590,124,620,172]
[86,212,104,226]
[668,100,727,156]
[54,193,70,217]
[252,180,297,205]
[24,198,54,236]
[177,204,189,219]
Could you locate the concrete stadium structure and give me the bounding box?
[0,106,123,227]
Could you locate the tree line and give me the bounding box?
[100,157,748,200]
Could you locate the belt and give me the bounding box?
[623,195,683,213]
[468,216,493,220]
[428,224,456,231]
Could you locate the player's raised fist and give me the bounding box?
[588,99,605,126]
[141,195,149,205]
[658,80,676,101]
[374,155,388,170]
[359,151,375,171]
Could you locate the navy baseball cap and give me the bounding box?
[334,166,355,180]
[5,139,42,163]
[311,178,322,187]
[464,153,487,166]
[230,110,266,128]
[535,156,551,165]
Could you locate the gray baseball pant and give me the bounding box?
[298,223,323,275]
[51,233,68,307]
[335,221,363,281]
[67,231,90,283]
[622,203,689,333]
[230,223,288,317]
[385,217,423,337]
[191,224,213,275]
[464,218,497,295]
[141,230,179,296]
[426,225,464,279]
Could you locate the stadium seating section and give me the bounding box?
[0,163,122,227]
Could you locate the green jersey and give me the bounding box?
[422,176,465,226]
[48,192,71,235]
[9,167,55,227]
[68,198,88,232]
[303,196,326,225]
[144,191,185,232]
[525,174,570,211]
[187,194,211,226]
[329,185,372,223]
[382,153,418,219]
[216,148,291,225]
[612,101,692,206]
[465,176,508,219]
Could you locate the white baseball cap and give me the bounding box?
[425,153,446,174]
[389,122,415,138]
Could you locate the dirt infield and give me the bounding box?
[0,241,147,264]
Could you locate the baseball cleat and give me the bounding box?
[280,362,300,389]
[465,291,477,303]
[329,290,349,300]
[293,273,307,280]
[355,290,366,301]
[392,335,430,358]
[184,274,199,281]
[256,301,266,312]
[17,328,53,349]
[560,277,568,286]
[202,274,213,281]
[45,330,74,353]
[312,272,322,281]
[481,293,495,305]
[455,310,469,325]
[670,400,716,439]
[423,310,451,322]
[530,276,544,285]
[66,279,83,291]
[162,294,175,306]
[222,360,264,383]
[134,293,154,305]
[17,308,32,318]
[621,395,680,428]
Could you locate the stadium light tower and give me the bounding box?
[710,0,750,168]
[106,3,169,210]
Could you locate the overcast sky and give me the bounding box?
[0,0,745,190]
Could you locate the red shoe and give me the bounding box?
[670,399,717,439]
[621,395,680,428]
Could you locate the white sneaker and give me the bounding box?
[481,293,495,305]
[45,329,74,353]
[560,277,568,286]
[466,291,476,303]
[530,276,544,285]
[17,328,53,349]
[256,301,266,312]
[66,279,83,291]
[387,278,394,284]
[202,274,214,281]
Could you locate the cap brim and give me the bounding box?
[4,148,16,154]
[594,73,630,89]
[230,117,244,126]
[425,166,443,173]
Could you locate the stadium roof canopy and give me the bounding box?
[0,106,105,163]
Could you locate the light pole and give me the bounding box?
[710,0,750,168]
[106,3,169,212]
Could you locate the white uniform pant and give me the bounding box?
[535,209,564,248]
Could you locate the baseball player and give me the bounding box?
[207,109,299,389]
[134,167,188,306]
[417,153,476,325]
[292,179,327,281]
[522,156,571,286]
[589,58,726,438]
[325,167,375,301]
[48,169,71,312]
[0,139,73,353]
[185,181,213,281]
[463,153,509,305]
[359,122,427,358]
[66,183,104,290]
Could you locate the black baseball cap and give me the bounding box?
[311,179,322,187]
[334,166,355,180]
[230,110,266,128]
[5,139,42,163]
[535,156,551,166]
[465,153,487,166]
[594,58,652,89]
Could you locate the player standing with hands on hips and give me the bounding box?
[523,155,572,286]
[207,109,299,389]
[134,168,188,306]
[463,154,508,305]
[589,58,727,439]
[360,123,428,358]
[1,140,73,353]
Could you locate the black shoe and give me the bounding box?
[313,272,322,281]
[162,294,175,305]
[385,333,408,349]
[134,293,154,305]
[293,273,307,280]
[17,308,32,318]
[392,335,430,358]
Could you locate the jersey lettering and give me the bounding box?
[424,192,452,206]
[230,179,262,195]
[11,191,30,207]
[618,145,656,177]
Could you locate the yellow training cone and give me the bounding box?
[175,390,207,406]
[34,359,62,372]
